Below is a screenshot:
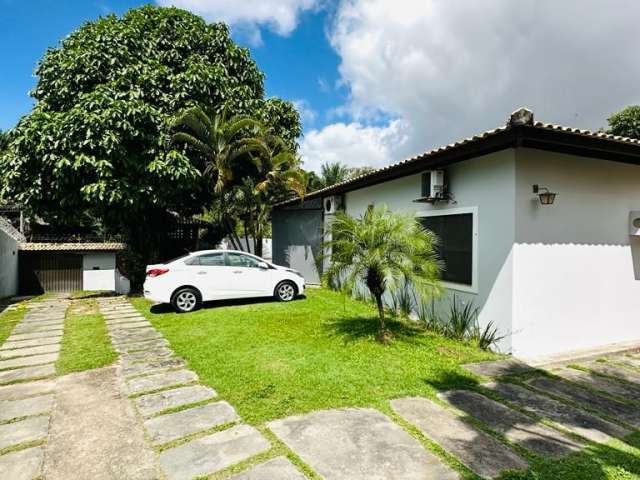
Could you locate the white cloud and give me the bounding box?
[300,120,409,172]
[313,0,640,168]
[157,0,318,44]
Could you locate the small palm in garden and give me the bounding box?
[324,205,442,343]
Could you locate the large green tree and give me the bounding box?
[607,106,640,139]
[0,6,301,287]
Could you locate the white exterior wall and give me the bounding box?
[82,252,117,291]
[0,230,19,298]
[513,149,640,359]
[345,150,516,352]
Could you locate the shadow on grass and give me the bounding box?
[323,315,426,344]
[148,295,307,315]
[426,369,640,479]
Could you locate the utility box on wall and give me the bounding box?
[630,211,640,236]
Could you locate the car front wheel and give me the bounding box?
[171,287,201,313]
[275,281,297,302]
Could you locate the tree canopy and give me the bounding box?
[0,5,300,226]
[0,6,301,285]
[607,105,640,139]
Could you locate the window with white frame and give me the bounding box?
[417,209,475,287]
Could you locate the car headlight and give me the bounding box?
[286,268,303,278]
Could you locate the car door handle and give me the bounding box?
[197,271,207,275]
[233,270,242,274]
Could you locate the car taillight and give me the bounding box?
[147,268,169,277]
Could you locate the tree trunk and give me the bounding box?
[255,230,263,258]
[374,293,386,332]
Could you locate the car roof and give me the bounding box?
[186,249,261,258]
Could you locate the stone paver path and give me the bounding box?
[0,297,67,480]
[97,297,271,480]
[439,390,583,458]
[268,407,459,480]
[391,397,528,478]
[483,381,629,443]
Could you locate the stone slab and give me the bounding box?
[583,361,640,383]
[391,397,528,478]
[0,393,55,422]
[552,367,640,402]
[122,347,174,362]
[0,446,44,480]
[0,364,55,385]
[0,352,59,370]
[3,335,62,349]
[612,356,640,369]
[228,457,306,480]
[12,326,63,335]
[0,378,57,401]
[268,408,458,480]
[0,415,50,450]
[108,321,151,331]
[159,424,270,480]
[0,343,61,359]
[123,357,185,378]
[484,382,629,443]
[526,376,640,428]
[115,339,169,354]
[8,331,64,342]
[145,401,239,445]
[440,390,582,458]
[134,385,218,417]
[462,359,534,378]
[126,369,198,395]
[103,313,140,318]
[110,330,163,344]
[20,318,64,326]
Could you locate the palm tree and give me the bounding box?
[241,130,306,256]
[323,205,442,343]
[172,106,262,194]
[319,161,350,188]
[171,106,262,249]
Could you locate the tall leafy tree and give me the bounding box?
[323,205,442,343]
[0,6,301,287]
[607,106,640,139]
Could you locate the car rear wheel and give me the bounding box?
[171,287,201,313]
[275,281,297,302]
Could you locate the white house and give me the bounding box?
[272,108,640,360]
[0,216,129,296]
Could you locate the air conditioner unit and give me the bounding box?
[430,170,445,198]
[324,195,342,215]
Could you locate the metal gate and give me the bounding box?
[36,254,83,292]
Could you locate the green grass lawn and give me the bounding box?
[131,288,640,480]
[131,288,497,423]
[56,299,117,375]
[0,305,26,346]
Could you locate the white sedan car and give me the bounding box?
[143,250,305,313]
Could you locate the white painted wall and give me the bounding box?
[512,149,640,359]
[0,229,18,298]
[345,149,517,352]
[82,252,117,291]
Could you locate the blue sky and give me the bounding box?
[2,1,640,172]
[0,0,343,133]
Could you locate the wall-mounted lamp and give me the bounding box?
[532,185,557,205]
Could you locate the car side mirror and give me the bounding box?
[257,261,269,269]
